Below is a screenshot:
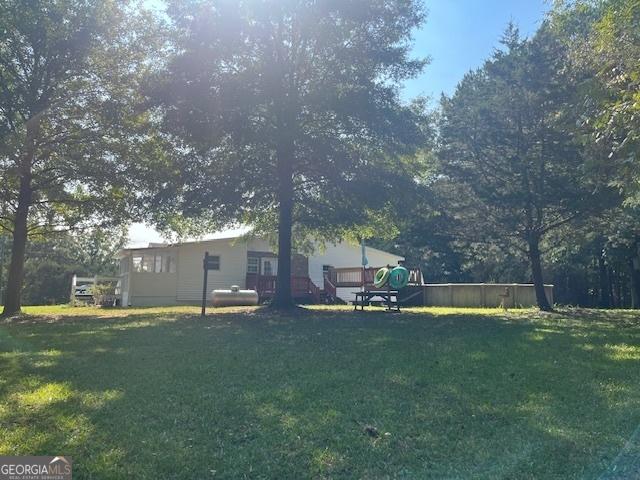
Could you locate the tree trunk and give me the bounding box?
[613,266,623,308]
[629,254,640,309]
[598,254,611,308]
[528,237,552,311]
[271,144,294,309]
[1,176,32,316]
[1,114,39,317]
[607,266,615,308]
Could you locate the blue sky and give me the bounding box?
[403,0,550,101]
[144,0,550,99]
[130,0,550,245]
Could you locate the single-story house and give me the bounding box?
[118,234,404,306]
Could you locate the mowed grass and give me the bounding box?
[1,306,639,479]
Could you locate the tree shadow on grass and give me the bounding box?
[0,308,639,478]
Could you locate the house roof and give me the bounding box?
[358,244,404,261]
[121,233,403,261]
[122,232,252,252]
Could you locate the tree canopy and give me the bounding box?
[436,25,616,310]
[551,0,640,205]
[153,0,430,307]
[0,0,162,315]
[374,2,639,310]
[1,0,638,311]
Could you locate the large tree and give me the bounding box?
[551,0,640,205]
[548,0,640,307]
[154,0,429,308]
[438,25,614,311]
[0,0,161,315]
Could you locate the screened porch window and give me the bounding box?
[132,253,176,273]
[142,256,154,272]
[132,256,143,272]
[163,254,176,273]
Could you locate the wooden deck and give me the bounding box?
[246,267,423,304]
[246,274,321,303]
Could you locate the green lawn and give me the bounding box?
[1,306,639,479]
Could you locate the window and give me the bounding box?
[264,259,273,276]
[247,257,259,274]
[323,264,333,273]
[142,255,154,272]
[132,256,143,272]
[206,255,220,270]
[163,254,176,273]
[130,252,177,273]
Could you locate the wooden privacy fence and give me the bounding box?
[420,283,554,308]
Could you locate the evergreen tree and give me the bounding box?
[153,0,429,308]
[438,25,613,310]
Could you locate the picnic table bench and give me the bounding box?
[353,289,400,312]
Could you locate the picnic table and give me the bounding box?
[353,289,400,312]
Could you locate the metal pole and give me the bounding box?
[201,252,209,317]
[387,267,391,311]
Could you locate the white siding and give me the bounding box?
[125,237,403,305]
[125,248,179,306]
[176,238,249,302]
[308,242,404,288]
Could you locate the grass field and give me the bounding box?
[1,305,639,479]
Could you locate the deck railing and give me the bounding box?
[326,267,376,287]
[323,274,337,301]
[244,266,422,304]
[327,267,423,288]
[246,274,321,302]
